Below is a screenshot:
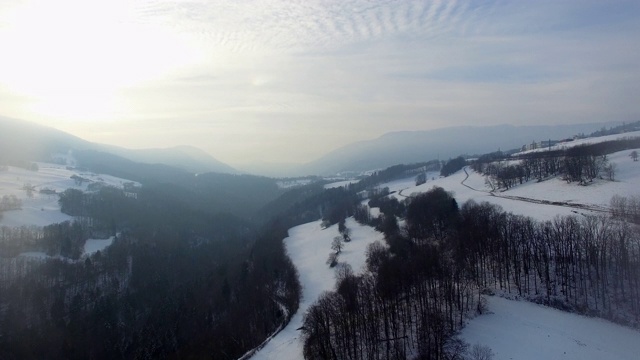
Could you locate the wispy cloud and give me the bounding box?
[1,0,639,165]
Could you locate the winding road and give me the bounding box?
[461,167,609,214]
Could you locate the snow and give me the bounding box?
[251,149,638,358]
[0,162,137,227]
[384,167,576,221]
[505,149,639,209]
[250,137,640,359]
[84,236,115,255]
[379,147,640,222]
[516,131,640,155]
[277,179,314,189]
[460,296,640,360]
[15,237,114,261]
[18,251,50,259]
[324,179,357,189]
[251,218,384,360]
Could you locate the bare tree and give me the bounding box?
[469,343,494,360]
[331,236,344,254]
[604,163,616,181]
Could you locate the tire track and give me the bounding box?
[461,167,610,214]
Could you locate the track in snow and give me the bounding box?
[461,167,609,215]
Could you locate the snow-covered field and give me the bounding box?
[324,179,357,189]
[0,162,137,227]
[84,236,115,255]
[460,296,640,360]
[383,147,639,221]
[251,136,640,359]
[251,218,384,359]
[16,235,116,261]
[277,179,315,189]
[516,130,640,155]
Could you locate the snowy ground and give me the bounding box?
[382,148,639,222]
[516,130,640,156]
[0,162,137,227]
[84,236,115,255]
[460,296,640,360]
[276,179,314,189]
[324,179,357,189]
[17,235,116,260]
[251,218,384,360]
[250,142,640,359]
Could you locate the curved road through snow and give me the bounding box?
[461,167,609,214]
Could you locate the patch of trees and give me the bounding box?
[406,187,459,244]
[320,188,361,228]
[352,161,440,193]
[74,150,286,220]
[327,220,352,268]
[352,203,373,225]
[611,195,640,224]
[303,188,479,359]
[258,182,328,225]
[457,201,640,323]
[368,192,405,219]
[303,187,640,359]
[1,177,302,359]
[0,221,89,259]
[589,120,640,137]
[474,138,640,190]
[440,156,467,177]
[0,224,42,257]
[0,194,22,211]
[327,236,344,267]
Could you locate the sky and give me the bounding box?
[0,0,639,167]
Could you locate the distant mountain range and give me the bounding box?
[291,122,620,176]
[1,116,623,178]
[0,117,236,174]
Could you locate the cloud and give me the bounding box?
[1,0,639,166]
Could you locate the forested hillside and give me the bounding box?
[302,187,640,359]
[0,173,302,359]
[297,136,640,359]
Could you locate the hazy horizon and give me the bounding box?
[1,0,639,167]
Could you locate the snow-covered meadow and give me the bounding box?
[251,138,640,359]
[0,162,137,227]
[1,162,136,261]
[251,218,384,359]
[516,130,640,156]
[460,296,640,360]
[382,147,640,222]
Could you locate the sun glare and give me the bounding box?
[0,0,203,122]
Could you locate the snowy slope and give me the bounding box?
[516,130,640,155]
[251,218,384,360]
[0,162,137,227]
[250,138,640,359]
[505,149,638,208]
[381,147,639,221]
[460,296,640,360]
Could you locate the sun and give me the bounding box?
[0,0,203,123]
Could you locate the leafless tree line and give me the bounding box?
[303,187,640,359]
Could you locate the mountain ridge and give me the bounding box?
[0,116,236,174]
[293,122,621,176]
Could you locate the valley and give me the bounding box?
[0,118,639,360]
